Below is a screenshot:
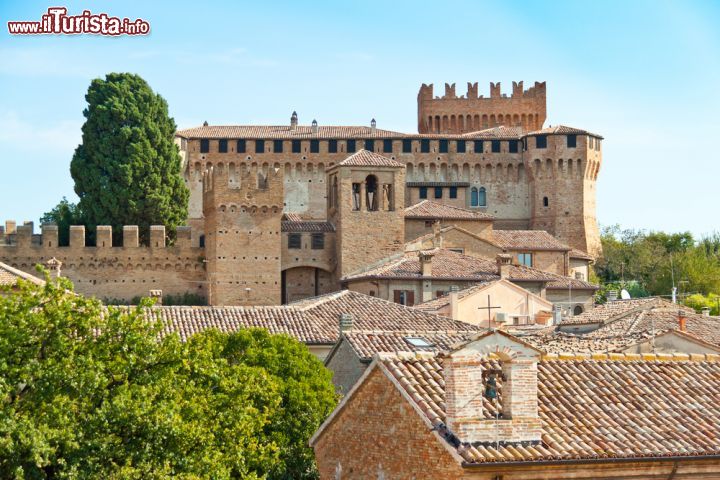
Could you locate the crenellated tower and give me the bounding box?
[417,81,547,134]
[202,163,284,305]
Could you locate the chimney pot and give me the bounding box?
[419,251,434,277]
[203,120,209,127]
[149,289,163,306]
[290,111,298,130]
[339,313,353,334]
[45,257,62,281]
[678,311,686,331]
[702,307,711,317]
[496,253,513,279]
[311,119,318,135]
[370,118,377,133]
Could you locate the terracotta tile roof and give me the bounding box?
[0,261,45,286]
[175,125,405,140]
[560,297,663,325]
[460,126,524,139]
[281,220,335,233]
[569,248,594,260]
[343,249,597,290]
[335,149,404,167]
[380,352,720,464]
[491,230,570,251]
[282,212,303,222]
[340,330,479,361]
[525,124,603,139]
[404,200,494,220]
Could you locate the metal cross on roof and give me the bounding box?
[478,294,502,328]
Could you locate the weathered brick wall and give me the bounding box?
[313,367,465,480]
[283,266,335,303]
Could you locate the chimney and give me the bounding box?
[607,290,618,302]
[311,119,318,135]
[496,253,513,279]
[370,118,377,134]
[290,111,298,131]
[150,289,163,306]
[702,307,711,317]
[419,251,434,277]
[553,304,563,325]
[45,257,62,281]
[443,331,542,444]
[203,120,209,127]
[339,313,353,335]
[449,285,460,320]
[678,311,686,331]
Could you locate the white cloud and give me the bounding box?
[0,110,81,153]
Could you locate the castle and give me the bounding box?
[0,81,602,306]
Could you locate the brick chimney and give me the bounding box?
[496,253,513,279]
[339,313,353,335]
[678,311,686,331]
[419,251,435,277]
[290,111,298,131]
[443,330,542,444]
[449,285,460,320]
[149,289,163,306]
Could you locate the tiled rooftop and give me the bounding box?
[0,261,45,286]
[281,220,335,233]
[340,329,478,361]
[560,297,663,325]
[380,352,720,464]
[335,149,404,168]
[459,126,525,139]
[404,200,494,220]
[176,125,405,140]
[526,124,603,139]
[491,230,571,251]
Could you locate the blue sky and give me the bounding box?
[1,0,719,237]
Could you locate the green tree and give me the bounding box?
[70,73,189,244]
[0,271,336,479]
[40,197,84,246]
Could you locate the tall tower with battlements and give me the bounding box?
[202,163,284,305]
[417,81,546,134]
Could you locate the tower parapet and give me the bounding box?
[418,81,547,134]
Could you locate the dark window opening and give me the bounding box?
[509,140,519,153]
[366,175,379,211]
[273,140,283,153]
[393,290,415,306]
[434,187,443,199]
[365,139,375,151]
[474,140,484,153]
[543,196,549,207]
[491,140,501,153]
[328,139,338,153]
[311,233,324,249]
[200,139,210,153]
[567,134,577,148]
[199,235,205,248]
[419,186,428,199]
[310,140,320,153]
[347,139,356,153]
[536,135,547,149]
[288,233,302,249]
[449,186,457,199]
[292,140,301,153]
[352,183,361,210]
[255,140,265,153]
[237,139,246,153]
[383,139,393,153]
[219,139,228,153]
[456,140,466,153]
[439,139,449,153]
[420,139,430,153]
[402,139,412,153]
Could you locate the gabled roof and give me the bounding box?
[460,126,524,139]
[525,124,603,139]
[404,200,494,220]
[281,220,335,233]
[491,230,571,251]
[560,297,664,326]
[0,262,45,287]
[335,149,404,168]
[569,248,594,261]
[175,125,405,140]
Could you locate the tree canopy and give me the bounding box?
[68,72,189,243]
[0,272,336,479]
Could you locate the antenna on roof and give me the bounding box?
[620,289,631,300]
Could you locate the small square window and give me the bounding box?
[255,139,265,154]
[491,140,501,153]
[421,139,430,153]
[509,140,519,153]
[288,233,302,249]
[328,140,338,153]
[273,140,283,153]
[311,233,324,249]
[383,139,393,153]
[365,139,374,151]
[236,139,246,153]
[567,134,577,148]
[402,139,413,153]
[292,140,301,153]
[449,186,457,199]
[310,140,320,153]
[474,140,484,153]
[434,187,443,199]
[456,140,466,153]
[439,139,449,153]
[419,187,428,199]
[219,139,228,153]
[347,140,356,153]
[536,135,547,149]
[200,139,210,153]
[518,253,533,267]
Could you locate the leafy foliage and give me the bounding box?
[39,197,84,246]
[69,73,189,243]
[683,293,720,315]
[0,271,336,479]
[103,292,208,306]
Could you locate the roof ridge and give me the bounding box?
[543,352,720,362]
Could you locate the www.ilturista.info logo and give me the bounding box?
[8,7,150,36]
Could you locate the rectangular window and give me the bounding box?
[419,186,428,199]
[310,140,320,153]
[255,140,265,154]
[474,140,484,153]
[567,134,577,148]
[311,233,324,249]
[328,139,338,153]
[402,139,413,153]
[449,186,457,199]
[383,139,393,153]
[509,140,519,153]
[439,139,449,153]
[536,135,547,149]
[517,253,533,267]
[420,139,430,153]
[434,187,443,199]
[347,139,356,153]
[273,140,283,153]
[288,233,302,249]
[364,139,374,151]
[491,140,501,153]
[448,247,464,254]
[292,140,301,153]
[236,139,246,153]
[393,290,415,306]
[200,139,210,153]
[456,140,466,153]
[219,139,228,153]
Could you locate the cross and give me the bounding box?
[478,294,502,328]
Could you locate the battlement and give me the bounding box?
[418,81,547,134]
[202,163,284,213]
[0,222,196,250]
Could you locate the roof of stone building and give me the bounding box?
[0,262,45,287]
[373,352,720,464]
[281,220,335,233]
[404,200,494,220]
[569,248,594,260]
[141,290,477,345]
[282,212,303,222]
[460,126,525,139]
[526,124,604,139]
[175,125,406,140]
[490,230,571,251]
[335,149,404,167]
[343,248,597,290]
[560,297,667,325]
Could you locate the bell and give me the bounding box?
[484,375,497,400]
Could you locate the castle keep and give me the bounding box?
[0,81,602,306]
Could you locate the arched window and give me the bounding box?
[365,175,378,211]
[543,196,549,207]
[471,187,479,207]
[478,187,487,207]
[573,305,584,316]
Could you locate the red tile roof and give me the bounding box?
[281,220,335,233]
[526,124,603,139]
[176,125,405,140]
[460,126,524,139]
[0,262,45,286]
[335,149,404,168]
[338,330,479,361]
[404,201,494,220]
[491,230,571,251]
